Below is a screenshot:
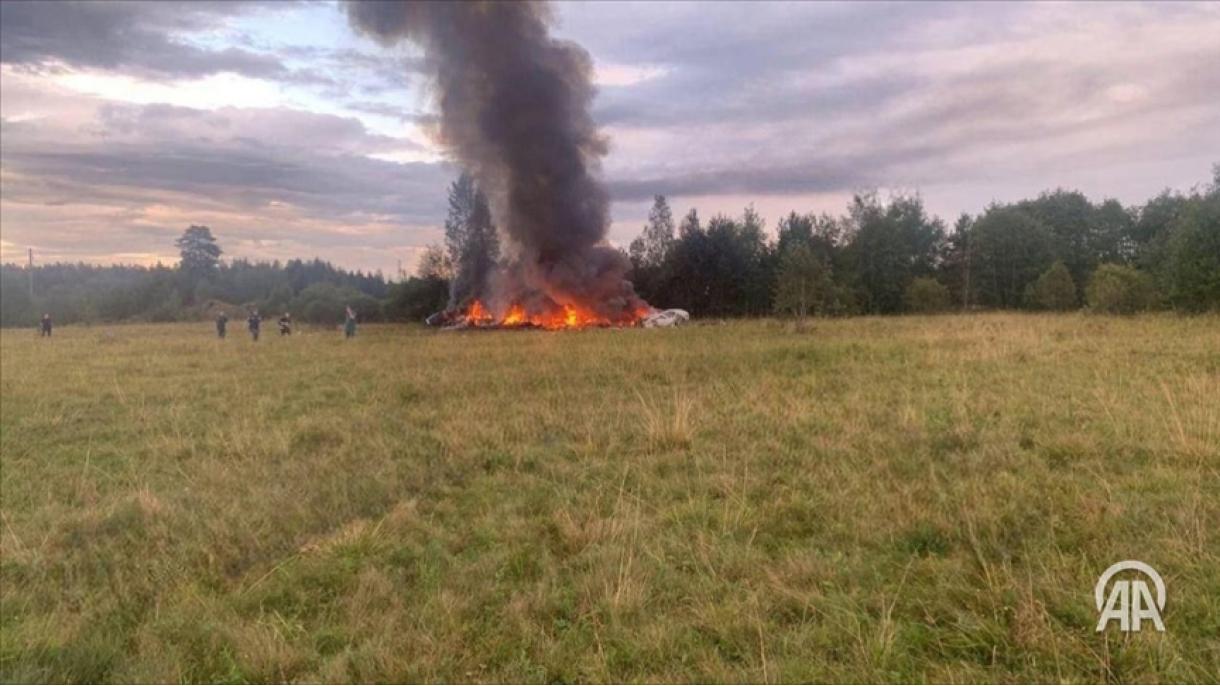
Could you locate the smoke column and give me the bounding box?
[347,1,648,320]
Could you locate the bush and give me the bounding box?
[1027,260,1078,310]
[903,277,951,313]
[289,282,381,324]
[386,276,450,322]
[1086,264,1157,314]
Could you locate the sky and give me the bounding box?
[1,0,1218,275]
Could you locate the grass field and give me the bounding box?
[1,314,1218,682]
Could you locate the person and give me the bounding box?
[216,312,228,339]
[247,310,261,341]
[40,313,52,337]
[278,312,292,336]
[343,305,357,339]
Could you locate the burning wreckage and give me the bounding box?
[347,2,685,332]
[425,302,689,330]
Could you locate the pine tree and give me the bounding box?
[443,173,500,306]
[175,225,222,276]
[639,195,675,268]
[175,225,222,304]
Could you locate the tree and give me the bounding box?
[903,277,951,313]
[678,208,701,238]
[416,244,453,281]
[386,276,449,322]
[444,172,500,306]
[176,225,222,275]
[773,244,835,318]
[1086,263,1157,314]
[661,209,710,312]
[775,212,814,259]
[968,206,1055,308]
[692,209,774,316]
[629,196,678,304]
[175,225,223,302]
[175,225,221,302]
[1018,190,1095,290]
[939,213,975,309]
[638,195,675,268]
[0,267,35,327]
[1162,187,1220,312]
[843,193,945,314]
[1027,261,1078,311]
[737,205,775,313]
[657,207,774,316]
[1091,198,1135,265]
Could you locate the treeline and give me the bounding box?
[620,167,1219,316]
[397,166,1218,319]
[0,226,392,327]
[5,169,1216,328]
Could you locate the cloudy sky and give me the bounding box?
[2,1,1217,275]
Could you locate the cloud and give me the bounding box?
[557,2,1220,207]
[0,0,323,83]
[1,73,452,271]
[2,0,1218,272]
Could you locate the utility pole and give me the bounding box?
[28,248,34,300]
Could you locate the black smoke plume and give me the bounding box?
[347,1,649,321]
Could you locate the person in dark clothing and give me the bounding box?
[216,312,228,339]
[40,313,52,337]
[247,310,261,341]
[278,312,292,336]
[343,306,357,339]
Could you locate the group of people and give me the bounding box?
[34,308,359,340]
[214,306,359,341]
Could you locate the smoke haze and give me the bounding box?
[347,1,648,319]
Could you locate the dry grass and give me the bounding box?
[1,314,1218,682]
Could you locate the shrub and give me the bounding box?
[1027,261,1078,310]
[290,282,382,324]
[385,276,450,322]
[903,277,951,313]
[1086,264,1157,314]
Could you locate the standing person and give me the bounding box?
[216,312,228,339]
[40,313,52,337]
[278,312,292,336]
[247,310,261,342]
[343,305,357,339]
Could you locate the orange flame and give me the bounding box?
[457,300,646,329]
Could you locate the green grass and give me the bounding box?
[1,314,1218,682]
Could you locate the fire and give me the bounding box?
[502,304,526,326]
[452,300,648,330]
[466,299,494,325]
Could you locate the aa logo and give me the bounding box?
[1095,560,1166,632]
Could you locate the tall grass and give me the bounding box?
[1,314,1217,682]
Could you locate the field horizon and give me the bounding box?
[2,314,1217,682]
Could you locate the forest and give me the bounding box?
[411,166,1220,319]
[1,166,1216,328]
